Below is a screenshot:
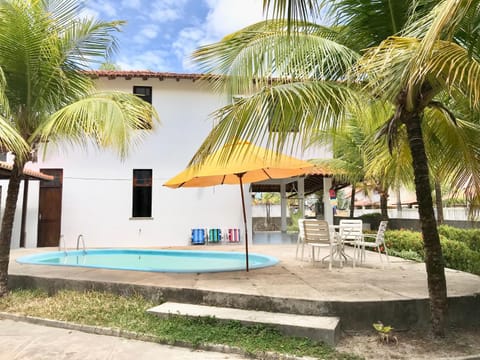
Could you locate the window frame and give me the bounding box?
[131,169,153,219]
[133,86,153,129]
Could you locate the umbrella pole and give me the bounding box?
[237,173,249,271]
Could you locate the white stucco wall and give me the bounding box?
[2,73,333,250]
[15,76,250,249]
[0,180,40,249]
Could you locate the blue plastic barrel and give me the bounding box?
[191,228,205,245]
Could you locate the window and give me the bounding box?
[132,169,152,218]
[133,86,152,129]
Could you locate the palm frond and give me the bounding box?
[327,0,415,51]
[0,0,127,138]
[34,91,159,159]
[0,116,28,157]
[423,105,480,216]
[355,36,480,110]
[189,80,359,166]
[402,0,475,100]
[263,0,321,27]
[193,19,359,96]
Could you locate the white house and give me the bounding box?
[1,70,334,250]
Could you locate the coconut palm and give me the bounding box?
[191,0,480,336]
[0,0,158,296]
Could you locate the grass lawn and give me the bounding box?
[0,289,362,360]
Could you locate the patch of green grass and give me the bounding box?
[0,289,362,360]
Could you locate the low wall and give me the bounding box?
[388,219,480,231]
[8,274,480,331]
[334,216,480,231]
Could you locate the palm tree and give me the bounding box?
[190,0,480,336]
[0,0,158,296]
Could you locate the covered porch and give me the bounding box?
[250,169,346,237]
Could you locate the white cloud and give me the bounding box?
[121,0,141,9]
[85,0,118,18]
[172,27,206,71]
[80,7,99,20]
[133,24,160,44]
[86,0,266,72]
[172,0,265,71]
[116,50,172,71]
[203,0,264,38]
[149,1,188,22]
[141,24,159,39]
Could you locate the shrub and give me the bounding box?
[385,230,424,259]
[385,229,480,275]
[438,225,480,252]
[388,249,423,262]
[440,237,480,274]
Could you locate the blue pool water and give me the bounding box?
[16,249,279,273]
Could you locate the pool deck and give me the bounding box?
[7,243,480,330]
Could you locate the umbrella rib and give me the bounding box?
[262,168,272,179]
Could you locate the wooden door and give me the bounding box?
[37,169,63,247]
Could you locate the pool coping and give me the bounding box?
[8,244,480,331]
[16,249,279,273]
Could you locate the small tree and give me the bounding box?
[0,0,159,296]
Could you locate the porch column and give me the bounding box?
[280,181,287,232]
[323,176,333,224]
[297,177,305,218]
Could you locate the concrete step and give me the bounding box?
[147,302,340,346]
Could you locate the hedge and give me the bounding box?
[385,229,480,275]
[438,225,480,252]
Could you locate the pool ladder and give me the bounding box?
[76,234,87,255]
[58,234,86,255]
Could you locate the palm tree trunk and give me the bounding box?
[404,112,447,337]
[380,190,389,220]
[0,159,24,296]
[434,178,444,225]
[349,184,356,218]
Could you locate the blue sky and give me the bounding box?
[84,0,266,73]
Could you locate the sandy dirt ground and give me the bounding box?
[336,328,480,359]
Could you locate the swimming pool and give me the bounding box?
[16,249,279,273]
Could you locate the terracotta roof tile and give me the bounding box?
[87,70,209,81]
[0,161,54,181]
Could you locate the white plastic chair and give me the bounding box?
[303,219,335,270]
[339,219,363,266]
[295,218,306,259]
[354,220,389,267]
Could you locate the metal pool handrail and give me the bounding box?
[58,234,67,255]
[76,234,86,255]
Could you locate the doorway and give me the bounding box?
[37,169,63,247]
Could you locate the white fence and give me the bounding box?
[349,207,470,221]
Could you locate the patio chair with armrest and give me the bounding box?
[303,219,335,270]
[354,220,389,267]
[339,219,363,266]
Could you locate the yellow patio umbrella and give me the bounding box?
[164,141,315,271]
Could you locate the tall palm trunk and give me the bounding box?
[380,190,389,220]
[349,184,356,218]
[403,111,447,337]
[434,178,444,224]
[0,159,24,296]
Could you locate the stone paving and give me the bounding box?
[0,319,249,360]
